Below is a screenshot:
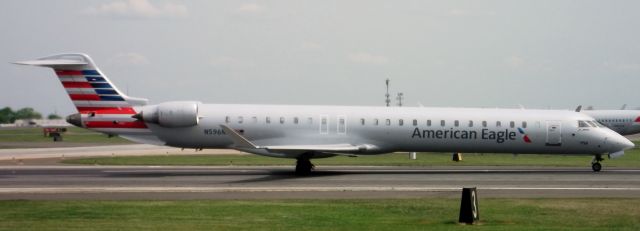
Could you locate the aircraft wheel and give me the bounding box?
[295,158,314,175]
[592,162,602,172]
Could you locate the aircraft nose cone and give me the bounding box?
[622,138,635,150]
[612,136,635,151]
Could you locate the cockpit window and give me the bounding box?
[586,121,598,127]
[578,120,590,128]
[593,120,605,128]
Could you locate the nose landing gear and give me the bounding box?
[591,154,604,172]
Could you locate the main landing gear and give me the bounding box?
[591,154,604,172]
[295,155,314,175]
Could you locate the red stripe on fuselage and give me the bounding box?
[69,94,101,101]
[76,107,137,114]
[55,70,83,75]
[85,121,147,129]
[62,82,92,88]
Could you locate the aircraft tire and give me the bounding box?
[295,158,313,175]
[592,162,602,172]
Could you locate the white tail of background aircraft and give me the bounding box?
[14,54,635,174]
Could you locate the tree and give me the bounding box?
[48,114,62,120]
[13,107,42,120]
[0,107,15,124]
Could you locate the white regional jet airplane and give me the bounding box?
[14,54,634,174]
[576,106,640,135]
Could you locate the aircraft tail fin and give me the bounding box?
[13,53,148,115]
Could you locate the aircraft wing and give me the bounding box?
[219,125,369,153]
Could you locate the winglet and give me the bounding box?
[575,105,582,112]
[219,124,260,149]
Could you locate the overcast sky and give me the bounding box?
[2,0,640,116]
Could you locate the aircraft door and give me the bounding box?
[546,121,562,146]
[320,115,329,134]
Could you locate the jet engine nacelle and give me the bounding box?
[135,101,200,128]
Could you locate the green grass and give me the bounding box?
[0,199,638,231]
[62,145,640,167]
[0,127,131,144]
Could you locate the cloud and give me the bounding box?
[110,53,150,66]
[299,41,323,51]
[448,8,496,17]
[603,61,640,72]
[83,0,188,18]
[448,9,469,16]
[235,3,265,14]
[209,56,242,67]
[347,52,389,65]
[504,56,525,68]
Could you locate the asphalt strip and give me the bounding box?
[0,187,639,194]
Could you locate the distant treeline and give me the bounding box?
[0,107,61,124]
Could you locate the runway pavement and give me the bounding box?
[0,165,639,200]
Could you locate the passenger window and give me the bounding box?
[399,119,404,126]
[294,117,299,124]
[440,120,445,127]
[454,120,459,127]
[266,117,271,124]
[468,120,473,127]
[413,119,418,126]
[496,121,502,127]
[280,117,285,124]
[522,121,527,128]
[360,118,365,125]
[427,120,431,126]
[238,116,243,124]
[385,119,391,126]
[321,117,327,126]
[482,121,487,127]
[374,119,379,126]
[225,116,230,124]
[509,121,515,128]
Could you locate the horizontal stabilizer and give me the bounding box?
[13,59,88,67]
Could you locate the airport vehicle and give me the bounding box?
[14,54,634,173]
[577,106,640,135]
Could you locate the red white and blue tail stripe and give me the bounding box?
[14,53,151,135]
